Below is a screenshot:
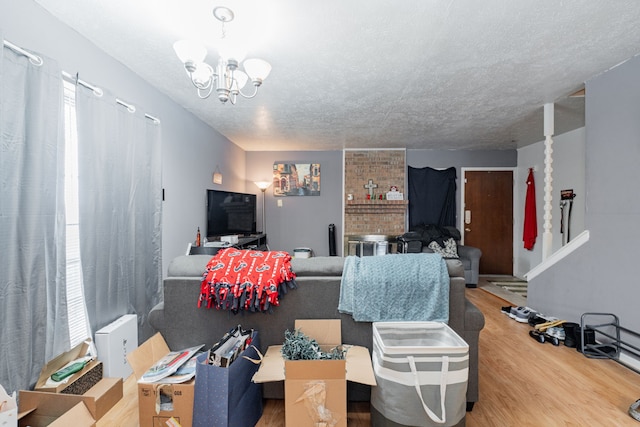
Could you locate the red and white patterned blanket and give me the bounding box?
[199,248,297,313]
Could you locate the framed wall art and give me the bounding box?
[272,163,320,196]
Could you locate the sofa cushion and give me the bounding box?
[290,256,345,276]
[167,255,212,277]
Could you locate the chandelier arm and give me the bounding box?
[197,84,214,99]
[237,84,260,99]
[190,76,213,91]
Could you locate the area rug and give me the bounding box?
[489,280,528,298]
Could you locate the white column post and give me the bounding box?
[542,103,554,260]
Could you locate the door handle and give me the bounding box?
[465,228,471,232]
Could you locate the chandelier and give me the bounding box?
[173,6,271,104]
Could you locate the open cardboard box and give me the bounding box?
[252,319,376,427]
[127,333,195,427]
[34,339,102,395]
[18,390,95,427]
[21,377,122,422]
[31,337,123,420]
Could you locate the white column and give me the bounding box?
[542,103,554,260]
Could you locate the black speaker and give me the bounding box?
[328,224,337,256]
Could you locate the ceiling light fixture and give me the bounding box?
[173,6,271,104]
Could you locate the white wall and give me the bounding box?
[514,127,586,277]
[0,0,247,276]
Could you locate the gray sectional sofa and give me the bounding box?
[148,254,485,410]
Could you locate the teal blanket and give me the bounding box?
[338,253,449,323]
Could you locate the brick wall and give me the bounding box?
[344,150,407,237]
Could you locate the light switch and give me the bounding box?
[277,199,283,207]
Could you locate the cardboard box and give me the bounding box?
[31,338,123,421]
[95,314,138,379]
[35,339,102,395]
[252,319,376,427]
[127,333,195,427]
[20,377,122,421]
[18,390,95,427]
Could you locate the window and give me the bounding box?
[63,80,92,347]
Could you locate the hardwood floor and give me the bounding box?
[465,283,640,426]
[100,281,640,426]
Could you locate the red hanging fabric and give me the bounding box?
[523,168,537,250]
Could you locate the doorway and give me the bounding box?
[461,169,514,275]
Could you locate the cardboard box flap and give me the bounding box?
[35,339,92,388]
[252,345,285,383]
[50,401,95,427]
[83,376,120,399]
[80,377,123,419]
[19,377,121,422]
[127,332,170,380]
[18,401,95,427]
[345,345,376,386]
[286,359,346,380]
[18,390,96,427]
[295,319,341,346]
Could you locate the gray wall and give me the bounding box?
[1,0,247,276]
[528,54,640,339]
[245,151,344,256]
[515,128,586,277]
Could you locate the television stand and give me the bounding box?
[237,234,267,250]
[191,234,267,255]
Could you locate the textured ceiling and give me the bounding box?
[34,0,640,151]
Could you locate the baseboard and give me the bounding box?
[619,351,640,373]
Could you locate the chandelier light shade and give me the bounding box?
[173,40,207,66]
[243,59,272,82]
[173,6,271,104]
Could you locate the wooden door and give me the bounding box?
[463,170,513,275]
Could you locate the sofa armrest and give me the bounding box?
[457,245,482,260]
[464,298,485,332]
[457,245,482,286]
[443,259,465,334]
[148,301,165,331]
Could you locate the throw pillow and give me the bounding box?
[427,238,459,258]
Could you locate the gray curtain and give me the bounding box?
[0,40,69,392]
[75,85,162,342]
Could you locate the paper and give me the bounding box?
[160,352,201,384]
[140,345,204,383]
[207,326,253,367]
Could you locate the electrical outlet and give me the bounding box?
[277,199,283,207]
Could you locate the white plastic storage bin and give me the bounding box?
[371,322,469,427]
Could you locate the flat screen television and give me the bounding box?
[206,189,257,238]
